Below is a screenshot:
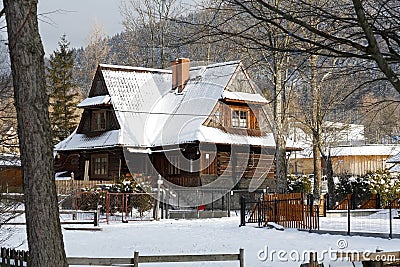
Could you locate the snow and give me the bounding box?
[77,95,111,108]
[222,91,268,104]
[266,222,284,231]
[0,153,21,167]
[330,145,400,157]
[4,216,400,267]
[198,126,275,147]
[55,130,121,151]
[387,152,400,163]
[293,145,400,159]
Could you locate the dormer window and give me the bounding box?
[92,110,107,131]
[232,110,247,128]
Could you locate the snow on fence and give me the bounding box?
[0,248,244,267]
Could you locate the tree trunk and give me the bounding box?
[325,152,335,208]
[274,58,287,193]
[3,0,68,266]
[275,135,287,193]
[310,54,322,199]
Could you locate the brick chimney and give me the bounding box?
[172,58,190,93]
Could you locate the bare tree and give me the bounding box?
[74,23,110,96]
[173,1,306,192]
[217,0,400,94]
[121,0,183,68]
[2,0,67,266]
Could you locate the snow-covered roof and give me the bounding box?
[387,152,400,163]
[56,61,275,152]
[56,130,121,151]
[292,145,400,159]
[389,164,400,173]
[222,91,268,104]
[77,95,111,108]
[0,153,21,167]
[330,145,400,157]
[198,126,275,146]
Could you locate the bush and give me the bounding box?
[287,174,312,194]
[366,169,400,206]
[79,177,154,215]
[334,174,371,207]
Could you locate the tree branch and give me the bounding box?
[352,0,400,94]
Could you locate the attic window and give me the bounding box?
[92,110,107,131]
[232,110,247,128]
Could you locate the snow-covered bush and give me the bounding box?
[287,174,312,194]
[366,169,400,206]
[334,174,371,207]
[78,177,154,214]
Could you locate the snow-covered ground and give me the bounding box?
[3,216,400,267]
[320,209,400,233]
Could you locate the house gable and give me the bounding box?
[203,63,267,137]
[89,67,109,97]
[76,67,120,135]
[225,65,258,94]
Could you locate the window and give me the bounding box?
[92,110,107,131]
[168,156,181,175]
[92,154,108,177]
[248,151,255,167]
[201,153,216,175]
[232,110,247,128]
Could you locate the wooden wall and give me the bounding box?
[55,148,129,181]
[0,167,23,191]
[290,155,391,176]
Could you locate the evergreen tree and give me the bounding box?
[47,35,79,144]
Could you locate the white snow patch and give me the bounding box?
[3,217,400,267]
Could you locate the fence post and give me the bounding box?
[350,193,356,210]
[347,194,351,235]
[240,196,246,227]
[161,190,164,220]
[326,193,329,211]
[309,195,314,232]
[389,200,393,239]
[133,251,139,267]
[239,248,244,267]
[227,191,231,218]
[376,193,381,209]
[274,198,278,223]
[257,200,262,227]
[94,208,98,227]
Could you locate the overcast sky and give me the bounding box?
[38,0,123,55]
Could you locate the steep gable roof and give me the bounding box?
[56,61,274,151]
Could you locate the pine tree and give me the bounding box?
[47,35,79,144]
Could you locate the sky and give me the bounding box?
[37,0,124,55]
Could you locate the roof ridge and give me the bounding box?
[99,64,172,74]
[190,60,241,71]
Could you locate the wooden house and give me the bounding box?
[55,59,276,193]
[290,145,400,176]
[0,153,22,192]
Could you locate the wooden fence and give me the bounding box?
[241,193,319,230]
[0,248,244,267]
[333,193,400,210]
[55,180,102,195]
[0,247,28,267]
